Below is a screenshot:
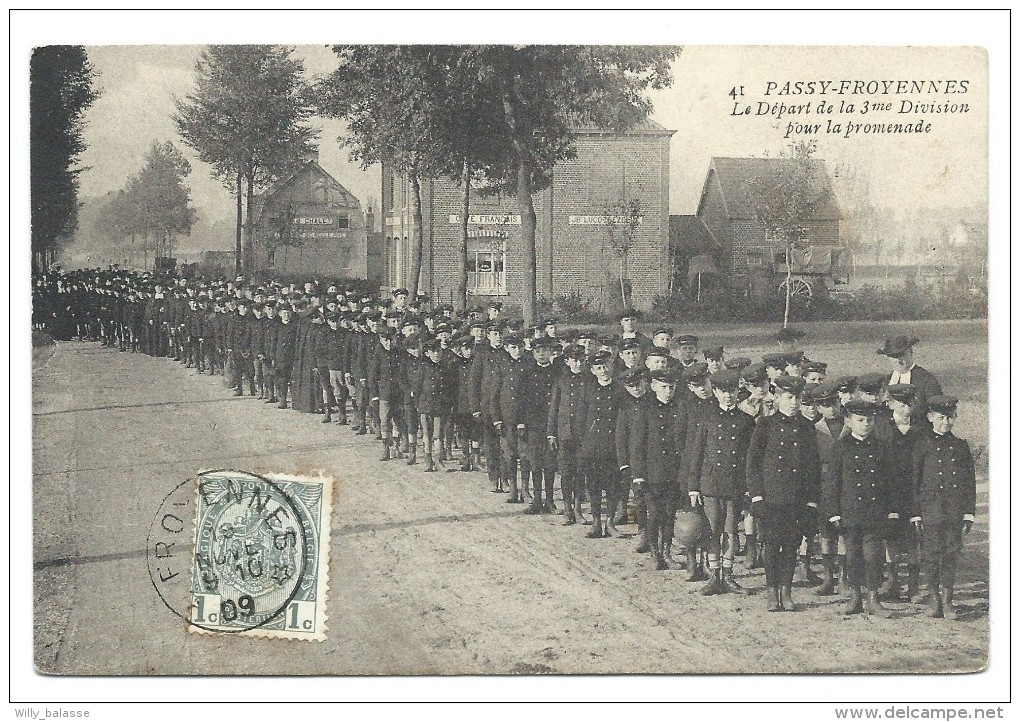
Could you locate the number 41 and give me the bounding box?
[729,86,745,99]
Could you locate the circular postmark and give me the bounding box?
[146,469,309,634]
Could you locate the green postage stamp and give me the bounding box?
[189,470,333,641]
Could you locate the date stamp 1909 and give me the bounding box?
[146,470,332,641]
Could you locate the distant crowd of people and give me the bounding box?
[33,268,978,618]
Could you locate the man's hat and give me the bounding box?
[562,345,586,361]
[677,334,699,346]
[811,381,840,405]
[712,369,741,391]
[740,362,768,385]
[856,372,887,395]
[422,338,442,353]
[784,350,806,366]
[649,367,680,384]
[618,307,641,321]
[619,338,641,352]
[775,327,806,343]
[597,335,619,348]
[487,301,503,311]
[800,383,819,403]
[886,383,917,403]
[533,336,559,350]
[542,317,558,327]
[844,399,884,417]
[590,350,614,367]
[773,375,806,395]
[504,332,524,347]
[724,357,752,371]
[653,327,674,338]
[762,353,787,369]
[803,360,828,374]
[877,335,920,357]
[927,395,959,415]
[682,362,710,382]
[435,323,453,335]
[702,346,724,361]
[620,366,651,386]
[576,330,597,342]
[833,375,858,393]
[645,347,670,359]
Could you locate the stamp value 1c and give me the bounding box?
[189,470,332,641]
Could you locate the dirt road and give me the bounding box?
[33,340,988,675]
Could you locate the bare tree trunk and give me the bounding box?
[619,255,627,308]
[234,170,243,277]
[456,158,470,313]
[244,173,256,276]
[517,162,538,327]
[408,166,425,299]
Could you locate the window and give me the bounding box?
[337,214,350,229]
[467,237,507,295]
[267,249,276,270]
[746,251,765,268]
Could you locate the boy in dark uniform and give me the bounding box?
[496,333,529,501]
[368,330,405,461]
[547,345,590,524]
[823,400,899,617]
[616,366,650,550]
[910,396,976,620]
[469,321,507,492]
[687,369,755,594]
[579,351,624,538]
[747,376,822,612]
[522,336,560,513]
[629,367,686,569]
[678,362,714,578]
[811,381,847,595]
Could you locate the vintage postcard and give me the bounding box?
[29,36,991,689]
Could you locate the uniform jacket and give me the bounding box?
[400,351,425,406]
[687,404,755,499]
[815,415,846,477]
[679,394,716,493]
[822,432,895,527]
[470,344,506,421]
[911,430,976,525]
[746,411,822,507]
[262,317,280,362]
[614,390,646,477]
[452,353,474,415]
[628,392,687,487]
[274,321,298,369]
[496,354,529,427]
[521,360,559,431]
[310,323,333,367]
[887,421,922,518]
[414,357,449,415]
[579,379,624,461]
[367,343,403,403]
[546,367,590,442]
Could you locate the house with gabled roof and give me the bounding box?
[249,155,369,279]
[695,157,843,276]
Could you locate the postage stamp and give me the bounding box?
[188,470,332,641]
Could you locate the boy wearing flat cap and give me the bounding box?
[616,366,650,550]
[746,376,822,612]
[686,369,755,594]
[618,308,652,354]
[547,345,591,524]
[823,400,898,618]
[910,396,976,620]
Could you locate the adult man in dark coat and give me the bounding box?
[879,335,943,422]
[747,376,822,612]
[274,307,299,408]
[231,299,256,396]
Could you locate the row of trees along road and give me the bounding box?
[30,46,100,272]
[171,45,678,325]
[95,141,197,270]
[317,45,679,324]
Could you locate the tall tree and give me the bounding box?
[30,45,100,271]
[174,45,318,276]
[748,141,826,327]
[467,46,679,324]
[134,140,198,262]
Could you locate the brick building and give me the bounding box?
[250,159,368,279]
[380,122,675,310]
[695,156,843,275]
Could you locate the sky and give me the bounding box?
[76,44,987,250]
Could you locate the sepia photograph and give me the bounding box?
[14,7,1009,713]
